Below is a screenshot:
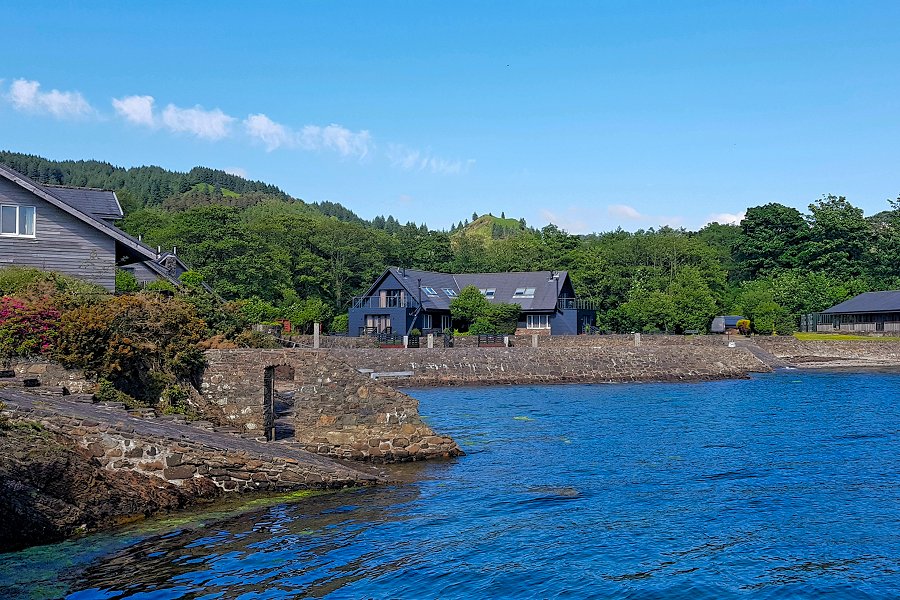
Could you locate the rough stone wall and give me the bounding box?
[10,360,95,393]
[753,337,900,361]
[283,335,378,348]
[506,334,734,348]
[330,345,770,386]
[1,391,377,493]
[200,349,462,462]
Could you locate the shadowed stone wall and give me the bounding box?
[200,349,462,462]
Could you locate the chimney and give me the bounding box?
[173,246,177,256]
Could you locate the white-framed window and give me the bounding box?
[423,314,433,330]
[443,288,458,297]
[527,314,550,329]
[0,205,36,237]
[421,287,438,297]
[514,287,536,298]
[480,288,496,298]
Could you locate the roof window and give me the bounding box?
[513,287,536,298]
[443,288,458,297]
[480,288,496,298]
[421,287,439,297]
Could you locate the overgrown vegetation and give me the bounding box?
[450,286,520,334]
[0,267,274,412]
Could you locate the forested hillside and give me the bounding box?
[3,151,899,334]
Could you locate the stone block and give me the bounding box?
[163,465,197,480]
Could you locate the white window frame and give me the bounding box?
[423,314,433,330]
[513,287,536,299]
[421,287,439,297]
[527,314,550,329]
[442,288,458,297]
[480,288,496,298]
[0,205,36,238]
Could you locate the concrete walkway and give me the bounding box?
[733,339,792,369]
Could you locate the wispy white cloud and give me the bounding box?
[112,95,156,127]
[298,123,372,159]
[161,104,234,140]
[7,79,93,119]
[10,77,464,173]
[387,144,474,175]
[224,166,248,179]
[243,113,293,151]
[704,211,746,226]
[539,206,603,235]
[607,204,644,220]
[607,203,685,229]
[243,114,372,158]
[113,94,234,140]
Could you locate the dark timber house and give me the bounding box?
[0,164,186,290]
[803,290,900,333]
[349,267,597,336]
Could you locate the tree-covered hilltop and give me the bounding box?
[2,150,899,334]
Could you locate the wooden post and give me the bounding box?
[403,335,409,348]
[427,333,434,348]
[634,332,641,347]
[313,322,320,349]
[532,334,539,348]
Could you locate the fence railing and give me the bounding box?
[557,298,600,310]
[352,295,420,309]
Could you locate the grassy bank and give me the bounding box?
[793,332,900,342]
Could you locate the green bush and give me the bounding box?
[331,313,349,333]
[115,268,141,293]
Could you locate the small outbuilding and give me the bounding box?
[711,315,745,334]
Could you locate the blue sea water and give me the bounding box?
[2,370,900,599]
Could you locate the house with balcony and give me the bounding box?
[0,163,185,290]
[349,267,597,336]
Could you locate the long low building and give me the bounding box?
[806,290,900,333]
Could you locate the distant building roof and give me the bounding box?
[373,267,571,311]
[821,291,900,314]
[41,184,123,220]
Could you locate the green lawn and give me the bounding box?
[793,332,900,342]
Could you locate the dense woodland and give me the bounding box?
[4,151,900,334]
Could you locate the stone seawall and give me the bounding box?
[753,337,900,364]
[330,345,770,386]
[200,349,463,462]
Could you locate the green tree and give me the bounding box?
[736,203,808,277]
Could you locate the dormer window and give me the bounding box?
[443,288,458,297]
[513,287,536,298]
[0,205,36,237]
[421,287,439,297]
[480,288,496,298]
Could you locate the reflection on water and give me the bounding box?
[3,371,900,599]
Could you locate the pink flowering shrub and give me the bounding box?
[0,296,60,360]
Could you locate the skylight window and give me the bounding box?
[513,287,536,298]
[443,288,458,297]
[421,287,438,297]
[480,288,496,298]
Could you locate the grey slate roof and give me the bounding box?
[42,185,123,220]
[378,267,569,312]
[822,291,900,314]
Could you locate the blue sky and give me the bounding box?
[2,1,899,232]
